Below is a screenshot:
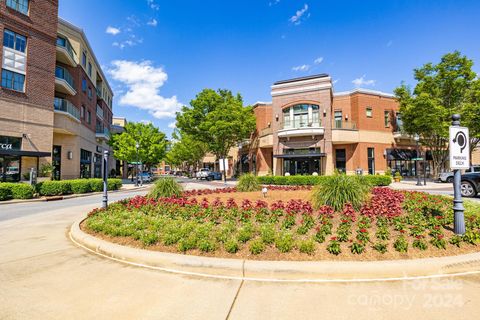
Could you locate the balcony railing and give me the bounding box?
[96,105,104,119]
[96,126,110,137]
[333,121,357,130]
[281,119,322,130]
[56,37,77,62]
[96,86,103,100]
[54,97,80,121]
[55,66,75,89]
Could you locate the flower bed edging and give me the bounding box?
[71,218,480,281]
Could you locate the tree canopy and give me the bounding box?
[175,89,256,179]
[111,122,167,167]
[394,51,480,174]
[165,131,207,170]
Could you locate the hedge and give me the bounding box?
[0,183,35,201]
[257,175,391,187]
[38,178,122,196]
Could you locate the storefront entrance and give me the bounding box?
[0,156,21,182]
[283,158,321,175]
[386,148,433,177]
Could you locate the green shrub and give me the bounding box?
[394,236,408,253]
[89,179,104,192]
[108,179,123,190]
[224,238,239,253]
[260,224,276,244]
[373,242,388,254]
[0,184,13,201]
[70,180,92,194]
[257,174,391,187]
[198,238,217,252]
[312,174,371,211]
[249,239,266,255]
[298,239,316,255]
[237,223,254,243]
[39,181,72,196]
[275,232,294,253]
[237,173,261,192]
[148,178,183,199]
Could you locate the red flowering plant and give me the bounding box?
[342,203,357,222]
[318,205,335,219]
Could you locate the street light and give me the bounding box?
[135,141,139,187]
[102,150,109,209]
[414,134,422,186]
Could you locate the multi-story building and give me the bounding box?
[53,18,114,180]
[240,74,428,177]
[0,1,114,182]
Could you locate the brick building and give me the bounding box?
[238,74,429,177]
[0,1,114,181]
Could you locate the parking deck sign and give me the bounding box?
[449,126,470,169]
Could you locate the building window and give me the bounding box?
[80,149,92,179]
[282,104,320,129]
[1,69,25,92]
[3,29,27,53]
[366,107,373,118]
[334,111,342,129]
[396,112,403,131]
[82,52,87,67]
[88,87,92,100]
[87,110,91,124]
[384,111,390,127]
[82,78,87,92]
[81,105,85,119]
[6,0,29,15]
[335,149,346,173]
[368,148,375,175]
[88,62,92,77]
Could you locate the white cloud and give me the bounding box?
[292,64,310,72]
[108,60,182,119]
[314,57,324,64]
[112,34,143,49]
[289,4,309,25]
[333,79,339,84]
[147,18,158,27]
[147,0,160,10]
[269,0,281,6]
[352,75,376,87]
[168,122,177,129]
[106,26,121,35]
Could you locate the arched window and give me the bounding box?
[282,104,320,129]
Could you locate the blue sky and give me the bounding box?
[59,0,480,137]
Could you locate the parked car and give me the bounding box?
[196,168,212,180]
[439,165,480,183]
[138,172,153,183]
[461,173,480,198]
[208,171,223,181]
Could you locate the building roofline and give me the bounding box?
[58,17,113,95]
[273,74,329,86]
[252,101,272,108]
[334,88,396,99]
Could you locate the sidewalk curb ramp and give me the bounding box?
[70,218,480,282]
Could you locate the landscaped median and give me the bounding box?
[75,176,480,279]
[0,178,123,201]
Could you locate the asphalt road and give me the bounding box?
[1,181,480,319]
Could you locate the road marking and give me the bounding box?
[69,231,480,284]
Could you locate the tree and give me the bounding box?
[166,131,207,173]
[111,122,167,169]
[394,51,480,176]
[176,89,256,182]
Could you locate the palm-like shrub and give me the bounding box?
[312,174,371,211]
[237,173,260,192]
[148,177,183,199]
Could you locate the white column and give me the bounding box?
[289,108,294,128]
[308,106,313,125]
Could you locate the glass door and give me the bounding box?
[52,146,61,180]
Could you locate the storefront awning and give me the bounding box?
[274,153,326,159]
[0,150,51,157]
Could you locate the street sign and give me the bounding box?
[412,158,424,161]
[219,159,229,171]
[449,126,470,170]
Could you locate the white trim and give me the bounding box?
[334,88,395,98]
[271,83,332,97]
[271,76,332,89]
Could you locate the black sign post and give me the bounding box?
[102,150,109,209]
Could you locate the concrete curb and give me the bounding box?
[0,185,150,206]
[70,218,480,282]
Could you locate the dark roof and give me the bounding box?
[273,74,329,85]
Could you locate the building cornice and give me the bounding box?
[334,88,395,99]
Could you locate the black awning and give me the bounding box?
[0,150,51,157]
[274,153,326,159]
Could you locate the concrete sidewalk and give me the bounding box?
[390,180,453,191]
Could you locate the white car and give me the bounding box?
[196,168,212,181]
[439,166,480,183]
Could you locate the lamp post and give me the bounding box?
[135,141,139,187]
[414,134,422,186]
[102,150,109,209]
